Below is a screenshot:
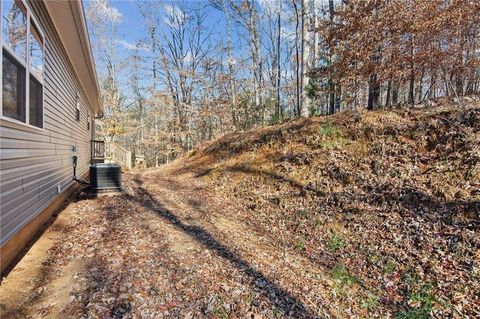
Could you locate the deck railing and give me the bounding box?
[105,141,132,169]
[91,140,132,169]
[91,140,105,162]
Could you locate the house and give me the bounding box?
[0,0,102,273]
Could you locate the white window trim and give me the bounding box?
[0,0,45,131]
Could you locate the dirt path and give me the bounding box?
[0,171,343,318]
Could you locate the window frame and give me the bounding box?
[1,0,45,131]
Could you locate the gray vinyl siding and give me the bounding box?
[0,1,95,245]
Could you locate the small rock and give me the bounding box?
[255,278,267,288]
[220,283,230,292]
[455,189,467,199]
[36,286,47,294]
[232,288,242,298]
[175,281,183,290]
[205,296,216,313]
[223,303,231,312]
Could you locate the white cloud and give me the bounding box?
[258,0,279,13]
[92,0,123,23]
[257,0,292,21]
[281,26,295,40]
[227,56,236,66]
[183,52,193,63]
[116,40,150,52]
[163,4,187,28]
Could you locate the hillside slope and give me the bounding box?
[3,100,479,318]
[165,98,480,317]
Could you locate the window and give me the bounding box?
[1,0,44,128]
[75,95,80,122]
[2,0,26,62]
[29,75,42,127]
[3,50,26,121]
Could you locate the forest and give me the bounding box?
[86,0,480,167]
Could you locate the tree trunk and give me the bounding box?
[300,0,311,117]
[427,72,436,100]
[276,1,282,120]
[455,76,464,96]
[385,80,392,107]
[222,0,237,129]
[313,0,319,63]
[367,74,380,110]
[247,1,261,118]
[408,73,415,106]
[392,82,399,106]
[327,0,335,115]
[293,0,301,116]
[408,34,415,106]
[328,86,335,114]
[417,67,425,102]
[335,83,341,113]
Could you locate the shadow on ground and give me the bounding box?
[127,176,320,318]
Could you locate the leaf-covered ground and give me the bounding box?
[1,173,337,318]
[1,98,479,318]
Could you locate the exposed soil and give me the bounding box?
[1,98,479,318]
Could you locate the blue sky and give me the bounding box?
[112,1,147,51]
[84,0,299,105]
[85,0,241,61]
[106,0,273,52]
[112,1,227,52]
[85,0,246,100]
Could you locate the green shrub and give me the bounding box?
[294,241,305,251]
[319,121,339,137]
[327,234,345,253]
[396,306,431,319]
[401,267,419,285]
[318,121,348,148]
[361,292,379,311]
[396,285,434,319]
[383,258,397,274]
[332,264,359,286]
[409,285,434,305]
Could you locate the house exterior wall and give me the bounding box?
[0,1,95,248]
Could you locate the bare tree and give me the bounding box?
[292,0,301,116]
[86,0,126,140]
[301,0,312,117]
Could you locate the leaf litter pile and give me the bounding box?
[170,98,480,318]
[1,98,479,318]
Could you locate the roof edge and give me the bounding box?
[73,0,103,114]
[43,0,103,115]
